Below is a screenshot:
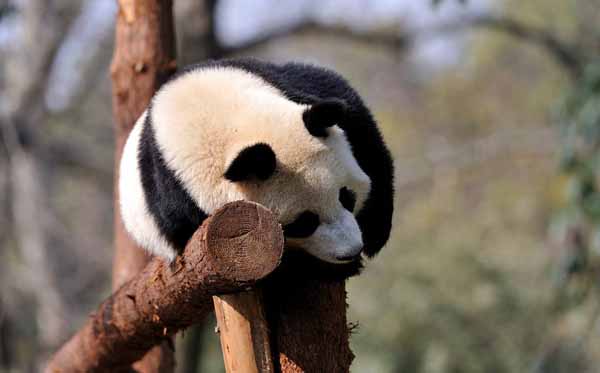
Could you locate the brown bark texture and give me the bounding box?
[110,0,177,370]
[264,278,354,372]
[110,0,177,289]
[45,201,284,373]
[213,290,275,373]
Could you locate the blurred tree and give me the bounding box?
[349,1,600,372]
[0,0,78,368]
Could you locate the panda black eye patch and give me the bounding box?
[283,211,320,238]
[339,187,356,212]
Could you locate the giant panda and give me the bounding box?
[119,58,393,279]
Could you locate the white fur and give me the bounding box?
[120,66,371,263]
[119,113,176,261]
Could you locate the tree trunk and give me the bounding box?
[264,279,354,372]
[109,0,177,371]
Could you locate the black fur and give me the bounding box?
[138,110,208,252]
[302,98,348,137]
[224,143,277,182]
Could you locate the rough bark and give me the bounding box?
[213,290,275,373]
[263,279,354,373]
[109,0,177,370]
[110,0,177,288]
[45,201,283,373]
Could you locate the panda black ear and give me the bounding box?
[303,98,348,138]
[224,143,277,182]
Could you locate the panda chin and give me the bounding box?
[273,247,365,282]
[310,249,364,264]
[285,240,363,265]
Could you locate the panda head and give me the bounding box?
[220,99,370,263]
[121,64,390,267]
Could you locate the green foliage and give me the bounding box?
[561,62,600,148]
[347,2,600,372]
[553,59,600,299]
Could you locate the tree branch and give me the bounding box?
[214,21,410,58]
[214,14,582,79]
[46,201,283,373]
[466,15,583,78]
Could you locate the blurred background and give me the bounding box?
[1,0,600,372]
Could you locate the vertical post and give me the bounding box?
[213,290,275,373]
[110,0,177,371]
[264,279,354,372]
[213,252,354,373]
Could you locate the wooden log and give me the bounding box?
[213,290,274,373]
[45,202,283,373]
[110,1,177,370]
[268,280,354,373]
[262,254,355,373]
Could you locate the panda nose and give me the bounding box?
[336,254,360,262]
[336,249,362,262]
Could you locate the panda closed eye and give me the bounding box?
[339,187,356,212]
[283,211,320,238]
